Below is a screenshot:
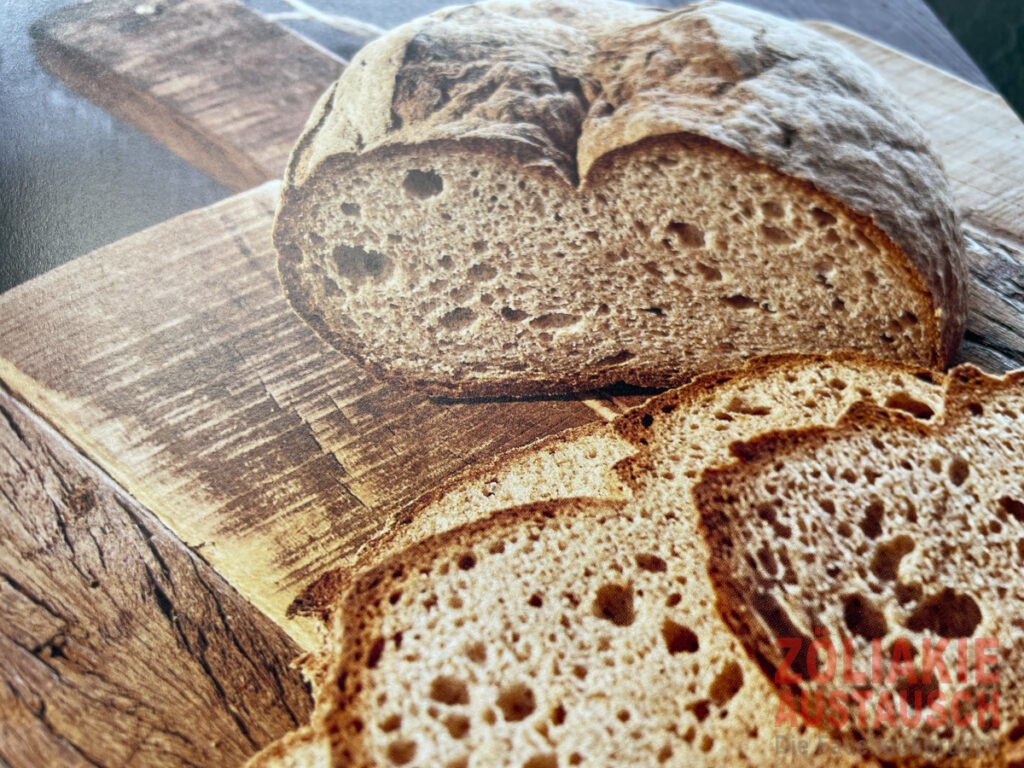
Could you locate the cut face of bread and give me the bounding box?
[274,0,966,397]
[694,366,1024,766]
[271,498,878,767]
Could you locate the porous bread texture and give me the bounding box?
[252,355,946,767]
[290,354,946,625]
[264,498,879,767]
[274,0,967,398]
[694,365,1024,766]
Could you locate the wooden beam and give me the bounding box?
[0,388,312,767]
[31,0,343,192]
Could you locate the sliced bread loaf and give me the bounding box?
[251,497,881,767]
[274,0,967,397]
[694,366,1024,765]
[290,354,945,624]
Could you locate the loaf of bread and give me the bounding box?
[694,366,1024,766]
[274,0,967,397]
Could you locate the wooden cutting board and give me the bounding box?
[4,0,1024,763]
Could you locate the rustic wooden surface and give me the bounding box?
[30,0,344,192]
[4,5,1024,766]
[0,388,312,767]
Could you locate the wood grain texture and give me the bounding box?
[30,0,343,192]
[0,184,600,650]
[0,388,312,767]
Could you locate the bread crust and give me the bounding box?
[275,0,967,397]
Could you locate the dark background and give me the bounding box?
[0,0,1017,294]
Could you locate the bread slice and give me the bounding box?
[289,354,946,625]
[251,497,883,767]
[694,365,1024,766]
[274,0,966,398]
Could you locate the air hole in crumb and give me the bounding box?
[895,582,922,604]
[552,703,567,725]
[870,535,916,581]
[666,593,681,607]
[726,397,771,416]
[762,200,784,218]
[663,619,699,654]
[430,676,469,706]
[688,699,711,722]
[593,584,635,626]
[501,307,529,322]
[440,307,476,331]
[860,499,886,539]
[843,593,888,639]
[999,496,1024,524]
[465,642,487,664]
[379,714,402,732]
[530,312,579,329]
[458,554,477,570]
[811,207,837,227]
[468,263,498,282]
[341,202,360,216]
[635,553,667,572]
[572,664,588,679]
[472,239,487,253]
[761,224,792,244]
[523,755,557,768]
[387,739,417,765]
[966,402,984,416]
[569,753,583,765]
[721,294,758,310]
[497,683,536,722]
[366,637,385,668]
[403,169,443,199]
[906,589,981,637]
[528,594,544,608]
[642,306,665,316]
[696,262,722,281]
[667,221,704,247]
[884,392,935,420]
[948,456,970,486]
[709,661,744,704]
[657,745,673,762]
[331,245,391,285]
[596,350,634,367]
[443,713,470,739]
